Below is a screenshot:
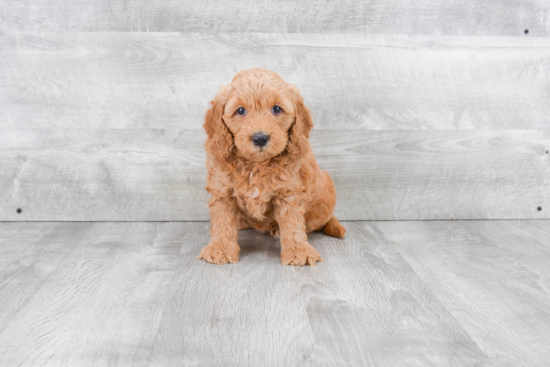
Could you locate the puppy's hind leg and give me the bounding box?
[323,215,346,238]
[238,215,253,230]
[251,221,280,237]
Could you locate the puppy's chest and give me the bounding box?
[234,185,273,221]
[232,172,292,221]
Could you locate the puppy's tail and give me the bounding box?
[323,215,346,238]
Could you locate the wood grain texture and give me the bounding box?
[0,222,184,366]
[1,129,548,221]
[0,128,206,221]
[0,223,84,333]
[378,220,550,367]
[151,222,489,366]
[2,221,549,366]
[0,221,497,366]
[2,32,550,130]
[0,0,549,36]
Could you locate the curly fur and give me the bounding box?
[199,68,346,266]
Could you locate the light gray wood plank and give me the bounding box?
[288,223,489,366]
[1,128,548,221]
[0,222,184,367]
[0,0,548,36]
[150,222,490,366]
[377,220,550,367]
[0,223,87,333]
[325,129,550,221]
[3,221,482,367]
[0,128,206,221]
[149,223,321,366]
[1,33,550,130]
[2,221,549,365]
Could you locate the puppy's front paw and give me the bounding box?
[198,242,239,265]
[281,242,323,266]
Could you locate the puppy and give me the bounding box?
[199,68,345,266]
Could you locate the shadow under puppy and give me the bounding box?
[199,68,345,266]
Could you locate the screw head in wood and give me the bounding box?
[16,208,22,214]
[524,29,529,35]
[537,206,542,211]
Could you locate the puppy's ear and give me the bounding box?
[204,86,234,161]
[286,85,314,158]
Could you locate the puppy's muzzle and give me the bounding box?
[252,132,269,147]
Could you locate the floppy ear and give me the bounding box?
[203,86,234,161]
[286,86,314,158]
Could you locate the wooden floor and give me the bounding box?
[1,220,549,366]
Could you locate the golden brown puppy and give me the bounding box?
[199,68,345,266]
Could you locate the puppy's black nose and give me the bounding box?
[252,132,269,147]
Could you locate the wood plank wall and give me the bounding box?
[1,1,550,36]
[0,3,549,221]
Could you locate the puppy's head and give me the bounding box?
[204,68,313,162]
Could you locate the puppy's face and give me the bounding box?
[221,70,297,161]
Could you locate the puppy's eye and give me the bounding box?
[236,107,246,116]
[272,105,282,114]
